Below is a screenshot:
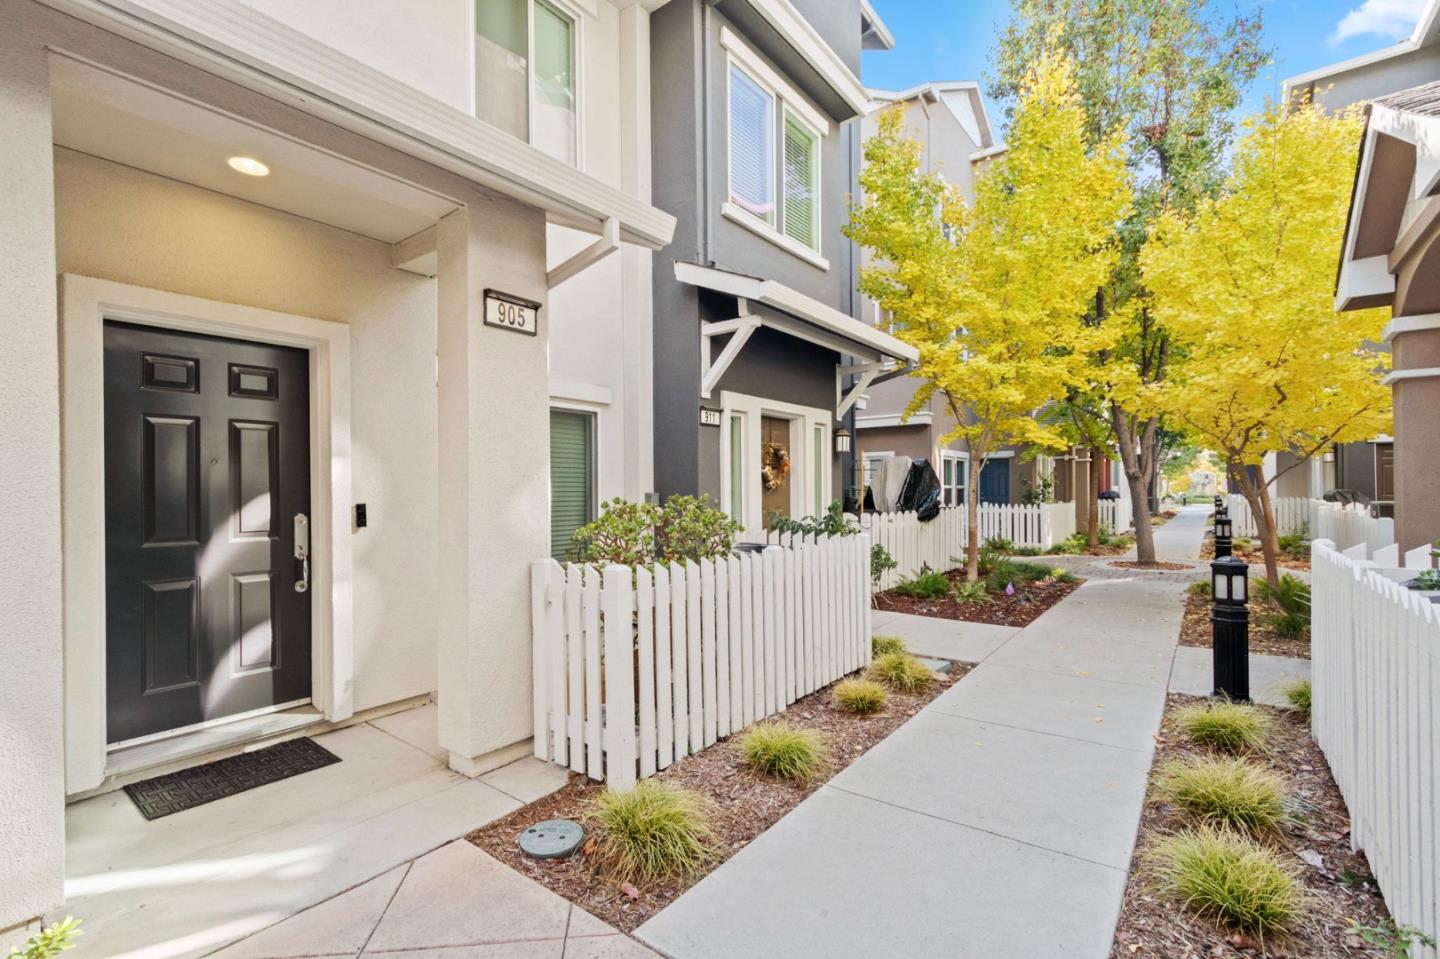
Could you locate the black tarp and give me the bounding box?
[894,458,942,521]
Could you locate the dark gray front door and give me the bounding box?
[980,458,1011,504]
[104,322,312,744]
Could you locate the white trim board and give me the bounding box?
[855,411,932,428]
[60,274,354,794]
[1383,366,1440,384]
[743,0,868,116]
[719,391,832,532]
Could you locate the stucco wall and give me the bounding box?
[0,8,65,929]
[52,148,441,716]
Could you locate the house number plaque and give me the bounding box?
[483,289,540,336]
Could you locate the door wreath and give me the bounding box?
[761,441,791,491]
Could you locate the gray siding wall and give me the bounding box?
[651,0,860,504]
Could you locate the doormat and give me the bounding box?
[123,736,341,820]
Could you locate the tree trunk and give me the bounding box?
[1087,447,1103,549]
[966,454,982,581]
[1234,463,1282,592]
[1111,406,1157,564]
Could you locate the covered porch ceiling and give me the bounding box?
[50,55,461,272]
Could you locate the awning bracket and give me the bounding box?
[701,300,761,399]
[837,361,889,418]
[547,216,620,289]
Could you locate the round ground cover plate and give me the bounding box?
[518,819,585,860]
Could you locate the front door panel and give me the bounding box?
[980,458,1011,504]
[104,322,312,743]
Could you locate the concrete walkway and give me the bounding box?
[636,507,1212,959]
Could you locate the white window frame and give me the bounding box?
[549,398,602,528]
[719,391,832,533]
[940,449,968,507]
[721,27,831,270]
[471,0,587,170]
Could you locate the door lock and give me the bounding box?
[293,513,310,593]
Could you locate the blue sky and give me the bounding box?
[861,0,1430,126]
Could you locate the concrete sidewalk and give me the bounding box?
[635,508,1209,959]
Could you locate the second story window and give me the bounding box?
[476,0,577,166]
[728,65,775,224]
[722,28,829,264]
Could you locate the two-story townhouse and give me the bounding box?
[0,0,673,942]
[647,0,918,537]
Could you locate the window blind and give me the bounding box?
[729,65,774,222]
[550,410,594,560]
[783,115,819,249]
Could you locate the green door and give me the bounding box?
[550,409,594,560]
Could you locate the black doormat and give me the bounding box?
[124,737,341,820]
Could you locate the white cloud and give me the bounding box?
[1331,0,1429,44]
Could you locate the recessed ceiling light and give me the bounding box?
[227,156,270,177]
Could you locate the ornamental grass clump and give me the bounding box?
[833,678,888,714]
[871,635,906,657]
[1158,756,1288,832]
[1148,825,1307,934]
[893,568,950,599]
[1176,701,1269,754]
[1283,678,1312,718]
[740,722,828,782]
[867,651,933,692]
[584,780,717,885]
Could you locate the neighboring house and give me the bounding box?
[0,0,674,931]
[1273,2,1440,505]
[648,0,918,535]
[1332,79,1440,552]
[848,81,1114,517]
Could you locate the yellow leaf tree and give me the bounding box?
[847,48,1130,580]
[1142,101,1392,588]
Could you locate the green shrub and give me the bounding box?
[1277,529,1309,557]
[834,678,888,714]
[1013,545,1043,556]
[1158,757,1288,832]
[569,495,740,565]
[893,568,951,599]
[1046,536,1084,555]
[1147,826,1307,934]
[1047,567,1079,584]
[7,918,81,959]
[740,722,828,781]
[1009,560,1052,581]
[1256,574,1310,638]
[870,544,897,591]
[1188,579,1213,598]
[983,536,1015,553]
[1282,679,1312,718]
[585,781,717,884]
[1176,701,1269,754]
[872,635,906,656]
[951,580,991,604]
[867,651,933,692]
[769,500,858,538]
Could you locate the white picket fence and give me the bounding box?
[854,502,1077,590]
[1099,497,1134,537]
[1226,495,1396,556]
[1312,539,1440,955]
[529,533,872,789]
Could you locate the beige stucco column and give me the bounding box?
[0,6,66,929]
[434,200,552,776]
[1390,326,1440,553]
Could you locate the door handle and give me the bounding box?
[293,513,310,593]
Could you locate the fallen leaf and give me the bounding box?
[1297,848,1324,869]
[621,882,641,900]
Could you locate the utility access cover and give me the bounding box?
[518,819,585,860]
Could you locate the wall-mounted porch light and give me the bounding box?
[834,427,852,454]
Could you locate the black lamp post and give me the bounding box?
[1214,514,1233,559]
[1214,494,1224,511]
[1211,556,1250,701]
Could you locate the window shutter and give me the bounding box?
[729,66,774,221]
[782,116,818,249]
[550,410,594,560]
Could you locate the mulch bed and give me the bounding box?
[1111,694,1392,958]
[1179,591,1310,660]
[874,568,1081,627]
[1112,560,1196,571]
[1201,539,1311,573]
[468,661,971,933]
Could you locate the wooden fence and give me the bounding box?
[854,502,1078,590]
[1227,495,1396,557]
[530,533,872,789]
[1312,540,1439,955]
[1099,497,1134,537]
